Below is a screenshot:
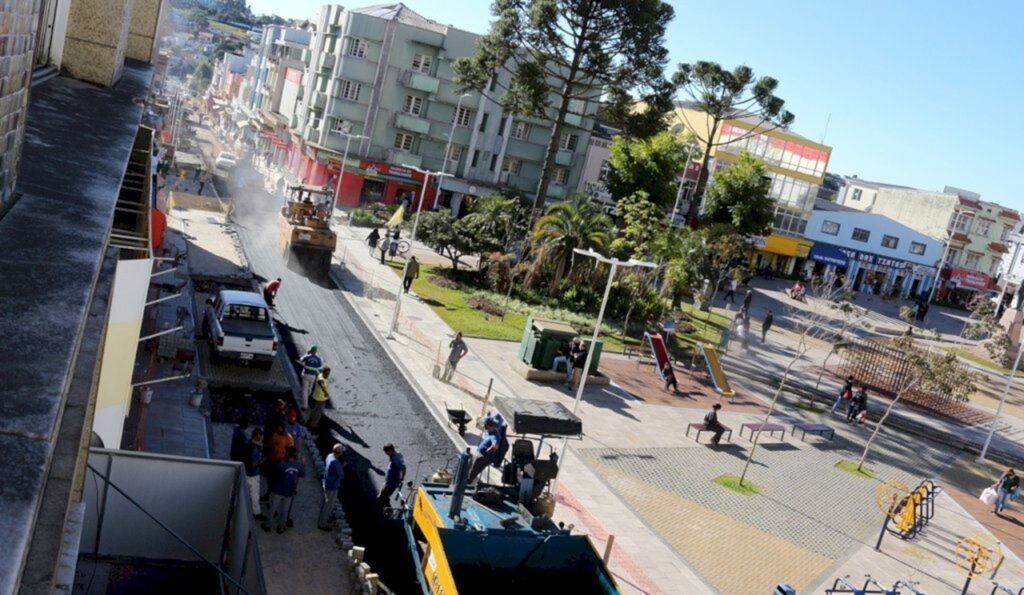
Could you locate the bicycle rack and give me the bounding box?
[876,479,940,550]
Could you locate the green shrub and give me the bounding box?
[349,208,378,228]
[483,252,514,293]
[560,283,601,314]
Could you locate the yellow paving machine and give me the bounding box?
[400,398,619,595]
[278,184,336,277]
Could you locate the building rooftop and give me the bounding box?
[673,99,816,143]
[350,3,449,34]
[0,61,152,592]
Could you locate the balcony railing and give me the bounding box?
[400,70,440,94]
[394,112,430,135]
[386,149,422,169]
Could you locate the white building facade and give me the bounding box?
[804,211,942,299]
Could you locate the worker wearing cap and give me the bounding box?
[297,345,322,412]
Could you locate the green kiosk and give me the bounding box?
[517,317,603,374]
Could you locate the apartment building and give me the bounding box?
[576,122,619,212]
[839,180,1020,301]
[670,101,833,275]
[289,3,596,210]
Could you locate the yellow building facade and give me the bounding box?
[669,104,832,275]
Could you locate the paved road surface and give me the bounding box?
[222,163,456,592]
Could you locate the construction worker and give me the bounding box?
[262,277,281,308]
[308,367,332,430]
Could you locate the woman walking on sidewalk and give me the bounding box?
[993,468,1020,515]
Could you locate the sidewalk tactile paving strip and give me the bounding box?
[578,438,959,593]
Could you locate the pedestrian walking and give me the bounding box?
[724,279,737,304]
[403,256,420,293]
[263,446,304,534]
[662,361,678,393]
[388,228,400,260]
[308,367,332,430]
[831,375,854,414]
[297,345,322,412]
[262,277,281,308]
[245,428,264,520]
[318,444,347,530]
[366,228,381,257]
[846,385,868,423]
[992,468,1020,515]
[441,332,468,382]
[197,170,211,195]
[741,286,757,317]
[704,403,726,445]
[761,310,774,343]
[377,444,406,508]
[193,167,202,182]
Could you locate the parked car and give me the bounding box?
[215,151,238,170]
[202,290,278,368]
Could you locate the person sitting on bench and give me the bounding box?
[704,403,726,445]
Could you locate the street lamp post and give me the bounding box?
[669,169,690,227]
[335,123,367,206]
[929,210,964,304]
[443,93,472,175]
[977,328,1024,462]
[387,165,452,338]
[552,249,657,493]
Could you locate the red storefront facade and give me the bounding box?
[290,146,438,211]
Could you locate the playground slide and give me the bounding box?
[696,342,735,398]
[644,332,671,381]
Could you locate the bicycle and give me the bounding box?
[378,237,411,257]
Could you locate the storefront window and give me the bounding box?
[361,179,385,202]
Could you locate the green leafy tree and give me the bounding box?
[184,7,209,27]
[190,61,214,93]
[606,131,697,206]
[464,191,529,253]
[531,193,613,290]
[670,224,750,310]
[454,0,676,211]
[418,211,486,272]
[701,150,774,236]
[672,62,794,224]
[609,191,664,260]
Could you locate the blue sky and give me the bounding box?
[247,0,1023,208]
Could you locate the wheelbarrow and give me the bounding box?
[445,403,472,436]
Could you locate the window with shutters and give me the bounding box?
[394,133,414,152]
[446,144,464,161]
[510,121,529,140]
[411,53,432,74]
[568,98,585,114]
[453,107,472,127]
[552,167,569,185]
[402,95,423,116]
[347,38,368,58]
[559,133,579,151]
[339,80,360,101]
[502,157,522,175]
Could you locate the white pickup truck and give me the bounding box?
[202,290,278,367]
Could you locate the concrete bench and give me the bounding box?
[740,422,786,442]
[792,422,835,442]
[686,422,732,443]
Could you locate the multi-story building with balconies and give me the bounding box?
[290,3,596,211]
[839,180,1020,303]
[669,101,834,275]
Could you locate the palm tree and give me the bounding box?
[464,192,528,253]
[531,193,613,290]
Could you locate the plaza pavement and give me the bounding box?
[329,221,1024,594]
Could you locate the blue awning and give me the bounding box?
[808,243,850,268]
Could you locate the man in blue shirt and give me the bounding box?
[377,443,406,508]
[297,345,323,412]
[468,414,506,484]
[318,444,347,530]
[263,446,304,534]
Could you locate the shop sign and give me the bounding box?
[745,236,768,248]
[948,267,991,291]
[912,264,937,277]
[808,243,850,268]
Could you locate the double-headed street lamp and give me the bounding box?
[387,165,452,339]
[553,249,657,492]
[443,93,472,175]
[334,123,367,204]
